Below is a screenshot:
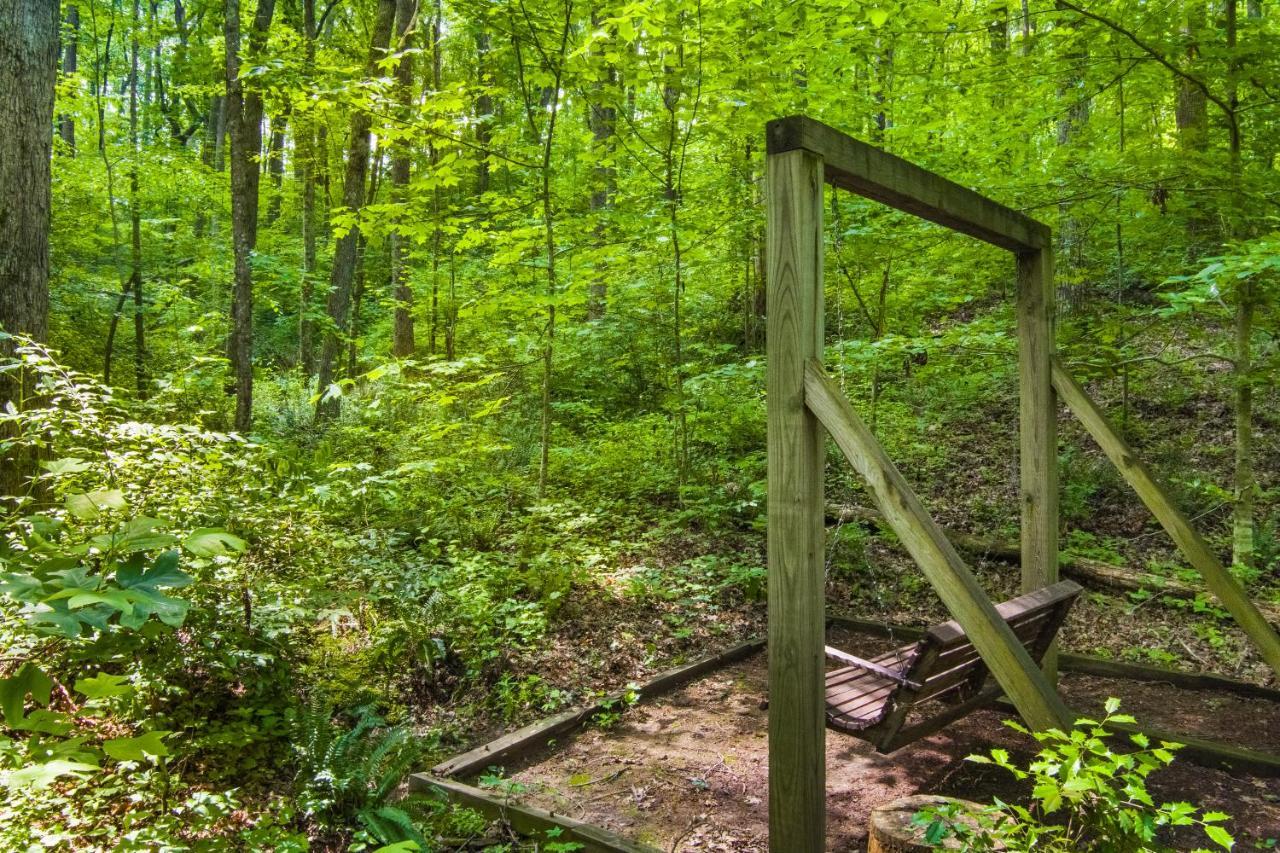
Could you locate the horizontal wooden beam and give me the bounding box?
[766,116,1050,253]
[432,638,765,778]
[1051,357,1280,680]
[803,360,1072,732]
[410,775,661,853]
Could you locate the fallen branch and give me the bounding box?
[826,504,1280,626]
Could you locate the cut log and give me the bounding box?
[827,504,1280,626]
[867,794,987,852]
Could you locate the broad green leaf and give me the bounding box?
[29,606,84,638]
[923,818,948,844]
[183,530,247,558]
[17,708,74,735]
[2,759,99,789]
[103,730,171,761]
[868,8,889,27]
[1204,824,1234,850]
[65,490,127,521]
[0,572,43,600]
[42,458,91,475]
[0,663,53,725]
[66,589,135,614]
[76,673,133,701]
[118,551,192,591]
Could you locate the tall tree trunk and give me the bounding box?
[298,119,318,374]
[445,253,456,359]
[662,25,691,481]
[346,152,383,378]
[585,5,616,320]
[195,94,225,238]
[1225,0,1254,571]
[129,0,146,398]
[1055,18,1088,314]
[0,0,57,499]
[224,0,275,432]
[265,110,287,225]
[743,138,765,352]
[1176,0,1209,251]
[59,4,78,152]
[313,0,396,422]
[202,95,225,169]
[474,29,492,195]
[510,0,573,496]
[1020,0,1032,55]
[297,0,318,376]
[1234,277,1256,570]
[95,0,132,390]
[389,0,418,358]
[426,0,442,355]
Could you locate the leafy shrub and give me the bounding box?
[915,700,1234,852]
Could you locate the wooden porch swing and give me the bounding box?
[824,578,1081,753]
[764,116,1280,853]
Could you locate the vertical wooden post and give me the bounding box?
[766,148,825,853]
[1017,247,1059,680]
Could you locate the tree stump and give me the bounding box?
[867,794,987,852]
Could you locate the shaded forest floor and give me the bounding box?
[404,356,1280,849]
[422,522,1280,760]
[502,644,1280,851]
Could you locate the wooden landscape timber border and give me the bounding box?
[424,637,764,779]
[409,627,1280,851]
[764,114,1280,852]
[407,775,661,853]
[408,637,764,852]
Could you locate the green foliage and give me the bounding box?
[293,698,430,849]
[915,700,1235,852]
[14,0,1280,843]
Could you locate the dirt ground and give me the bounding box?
[497,632,1280,852]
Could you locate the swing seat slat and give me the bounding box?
[825,580,1082,752]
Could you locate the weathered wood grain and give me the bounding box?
[765,147,827,853]
[1016,249,1059,626]
[765,116,1050,252]
[804,360,1073,733]
[410,775,661,853]
[1052,358,1280,679]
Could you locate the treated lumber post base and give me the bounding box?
[867,795,986,852]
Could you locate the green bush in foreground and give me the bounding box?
[915,699,1234,852]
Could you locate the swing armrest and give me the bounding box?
[825,646,920,689]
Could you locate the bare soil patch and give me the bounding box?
[498,634,1280,851]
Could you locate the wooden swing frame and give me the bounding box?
[764,115,1280,853]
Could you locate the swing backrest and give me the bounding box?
[827,579,1082,752]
